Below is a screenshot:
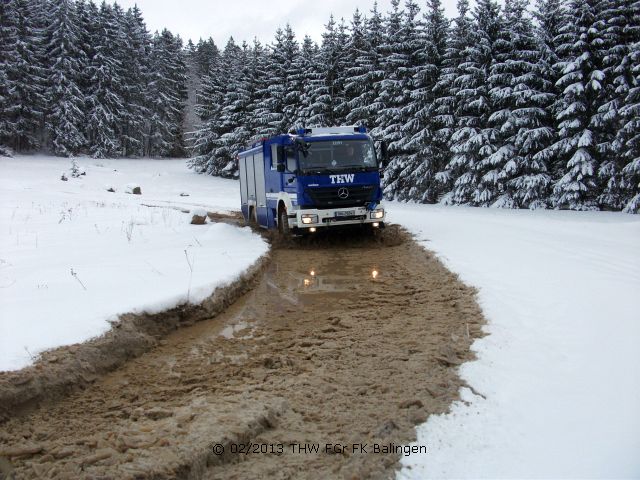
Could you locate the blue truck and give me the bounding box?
[238,126,387,235]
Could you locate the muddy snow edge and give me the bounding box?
[0,252,271,421]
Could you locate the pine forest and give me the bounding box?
[1,0,639,212]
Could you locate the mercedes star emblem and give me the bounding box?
[338,187,349,199]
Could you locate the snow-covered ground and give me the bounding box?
[3,156,639,476]
[0,156,267,372]
[390,204,640,478]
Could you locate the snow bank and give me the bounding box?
[390,204,640,478]
[0,156,266,371]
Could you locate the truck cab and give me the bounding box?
[238,126,386,234]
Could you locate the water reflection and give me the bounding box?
[285,265,382,295]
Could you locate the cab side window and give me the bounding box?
[270,144,278,171]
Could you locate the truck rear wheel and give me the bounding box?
[248,207,257,226]
[278,207,290,236]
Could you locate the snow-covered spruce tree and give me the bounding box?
[0,0,46,151]
[189,45,225,175]
[28,0,51,144]
[620,69,640,213]
[473,3,513,207]
[550,0,607,210]
[619,2,640,212]
[432,0,474,199]
[193,38,220,77]
[374,0,404,197]
[44,0,87,156]
[186,38,195,57]
[478,0,555,208]
[594,0,640,209]
[264,25,300,133]
[306,16,348,127]
[304,19,335,127]
[246,38,272,136]
[386,0,432,202]
[251,36,280,134]
[377,0,424,200]
[331,18,351,126]
[249,38,282,138]
[401,0,450,203]
[85,2,127,158]
[528,0,564,191]
[372,0,406,142]
[507,1,556,209]
[216,42,254,177]
[147,29,187,157]
[74,0,96,95]
[440,0,501,205]
[120,5,152,157]
[282,25,304,130]
[189,38,239,174]
[342,9,369,127]
[535,0,564,58]
[0,0,18,150]
[295,35,321,127]
[345,3,386,130]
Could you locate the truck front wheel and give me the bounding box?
[278,207,290,236]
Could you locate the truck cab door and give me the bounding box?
[283,147,298,193]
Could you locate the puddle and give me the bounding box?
[219,320,254,339]
[165,246,385,347]
[276,251,382,305]
[206,248,384,337]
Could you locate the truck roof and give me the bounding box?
[240,126,371,155]
[296,126,367,136]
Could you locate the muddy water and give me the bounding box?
[0,229,484,480]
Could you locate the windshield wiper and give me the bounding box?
[303,168,340,175]
[339,165,378,172]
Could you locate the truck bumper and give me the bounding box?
[290,205,386,230]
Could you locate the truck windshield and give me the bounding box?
[298,140,378,173]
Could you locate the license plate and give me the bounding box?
[335,210,354,217]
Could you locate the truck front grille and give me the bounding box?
[304,185,375,208]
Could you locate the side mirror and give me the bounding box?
[294,137,310,157]
[379,141,389,169]
[276,163,285,173]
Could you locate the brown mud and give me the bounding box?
[0,226,484,480]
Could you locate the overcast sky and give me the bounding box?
[115,0,462,47]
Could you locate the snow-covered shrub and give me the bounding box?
[70,158,82,178]
[0,145,14,158]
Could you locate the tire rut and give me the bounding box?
[0,227,484,480]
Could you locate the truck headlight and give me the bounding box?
[301,214,318,224]
[370,209,384,219]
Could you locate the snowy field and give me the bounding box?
[0,156,267,371]
[390,204,640,478]
[2,156,639,476]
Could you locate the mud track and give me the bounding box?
[0,226,484,480]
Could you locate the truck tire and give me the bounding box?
[278,207,290,236]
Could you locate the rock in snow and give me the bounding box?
[190,207,208,225]
[125,183,141,195]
